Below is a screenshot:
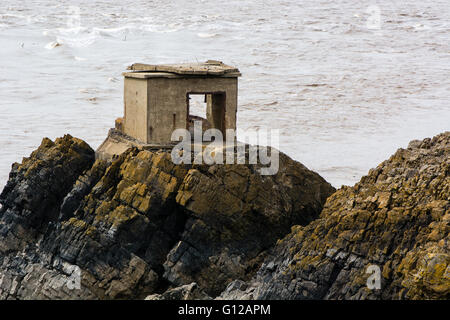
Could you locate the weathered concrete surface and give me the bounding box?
[123,76,149,142]
[220,132,450,300]
[0,135,334,299]
[96,129,136,161]
[122,60,240,145]
[123,75,238,144]
[95,127,220,161]
[127,60,241,76]
[95,128,174,161]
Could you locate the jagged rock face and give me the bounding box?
[165,152,334,296]
[221,132,449,300]
[0,136,94,236]
[0,136,334,299]
[0,135,96,298]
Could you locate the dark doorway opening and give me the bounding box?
[186,92,226,140]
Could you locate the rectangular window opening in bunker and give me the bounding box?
[187,92,226,140]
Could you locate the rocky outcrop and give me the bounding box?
[221,132,449,300]
[164,151,334,296]
[0,135,96,299]
[0,135,334,299]
[2,131,447,300]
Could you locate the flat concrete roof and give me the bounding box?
[124,60,241,78]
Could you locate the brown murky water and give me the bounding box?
[0,0,449,187]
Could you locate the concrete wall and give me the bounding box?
[206,93,226,133]
[123,78,148,142]
[124,75,238,144]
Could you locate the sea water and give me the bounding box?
[0,0,449,188]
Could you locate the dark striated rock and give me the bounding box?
[0,135,96,299]
[4,131,446,300]
[220,132,449,300]
[0,136,334,299]
[0,135,94,250]
[164,151,334,296]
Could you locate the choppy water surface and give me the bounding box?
[0,0,449,188]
